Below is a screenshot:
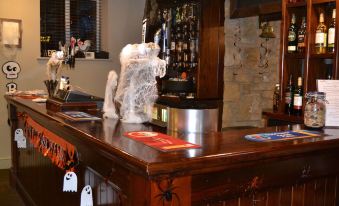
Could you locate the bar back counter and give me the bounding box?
[5,95,339,206]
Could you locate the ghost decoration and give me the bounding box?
[15,128,26,149]
[14,129,24,141]
[63,172,78,192]
[81,185,93,206]
[46,51,64,81]
[2,61,21,79]
[16,134,26,149]
[6,82,17,93]
[114,43,166,123]
[103,70,119,119]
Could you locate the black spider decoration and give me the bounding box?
[154,178,181,206]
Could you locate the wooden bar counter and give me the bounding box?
[5,95,339,206]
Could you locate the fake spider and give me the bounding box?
[154,179,181,206]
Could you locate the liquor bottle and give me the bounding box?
[315,12,327,54]
[288,13,298,53]
[325,59,333,79]
[154,10,163,48]
[175,20,183,55]
[170,27,176,54]
[328,9,336,53]
[273,83,280,112]
[293,77,303,116]
[285,75,294,115]
[297,17,307,53]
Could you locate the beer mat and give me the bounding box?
[244,130,322,142]
[123,131,201,151]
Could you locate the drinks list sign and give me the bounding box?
[317,80,339,126]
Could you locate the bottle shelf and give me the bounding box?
[272,0,338,126]
[287,2,307,8]
[311,0,335,5]
[262,110,304,124]
[285,52,306,59]
[309,52,335,59]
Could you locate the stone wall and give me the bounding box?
[222,0,281,128]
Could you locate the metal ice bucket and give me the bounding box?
[167,107,218,133]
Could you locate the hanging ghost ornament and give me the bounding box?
[63,171,77,192]
[2,61,21,79]
[81,185,93,206]
[16,135,26,149]
[14,129,24,141]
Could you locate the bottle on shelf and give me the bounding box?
[328,9,336,53]
[324,58,333,79]
[293,77,303,116]
[273,83,280,112]
[297,17,307,53]
[315,12,327,54]
[288,13,298,53]
[285,75,294,115]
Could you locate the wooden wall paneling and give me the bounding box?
[266,188,282,206]
[197,0,224,99]
[252,191,268,206]
[224,198,239,206]
[323,176,337,206]
[291,184,305,206]
[314,178,327,206]
[230,0,282,19]
[279,186,292,206]
[150,176,191,206]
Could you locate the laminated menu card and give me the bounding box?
[244,130,321,142]
[124,131,201,151]
[317,80,339,127]
[56,111,101,121]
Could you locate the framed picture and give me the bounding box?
[0,18,22,48]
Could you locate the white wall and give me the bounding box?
[0,0,145,169]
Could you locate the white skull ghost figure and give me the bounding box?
[2,61,21,79]
[6,82,17,93]
[63,172,77,192]
[114,43,166,123]
[103,70,119,119]
[14,129,24,141]
[81,185,93,206]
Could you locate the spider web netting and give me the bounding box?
[114,43,166,123]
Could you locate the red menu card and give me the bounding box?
[123,131,201,152]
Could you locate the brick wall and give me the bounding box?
[222,0,281,128]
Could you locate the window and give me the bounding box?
[40,0,102,57]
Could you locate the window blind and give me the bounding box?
[40,0,65,56]
[41,0,101,56]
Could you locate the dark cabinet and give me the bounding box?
[143,0,225,100]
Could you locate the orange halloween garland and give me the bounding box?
[24,115,78,171]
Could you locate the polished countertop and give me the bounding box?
[6,95,339,176]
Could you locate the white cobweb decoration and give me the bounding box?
[109,42,166,123]
[103,70,119,119]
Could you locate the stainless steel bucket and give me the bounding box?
[167,107,218,133]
